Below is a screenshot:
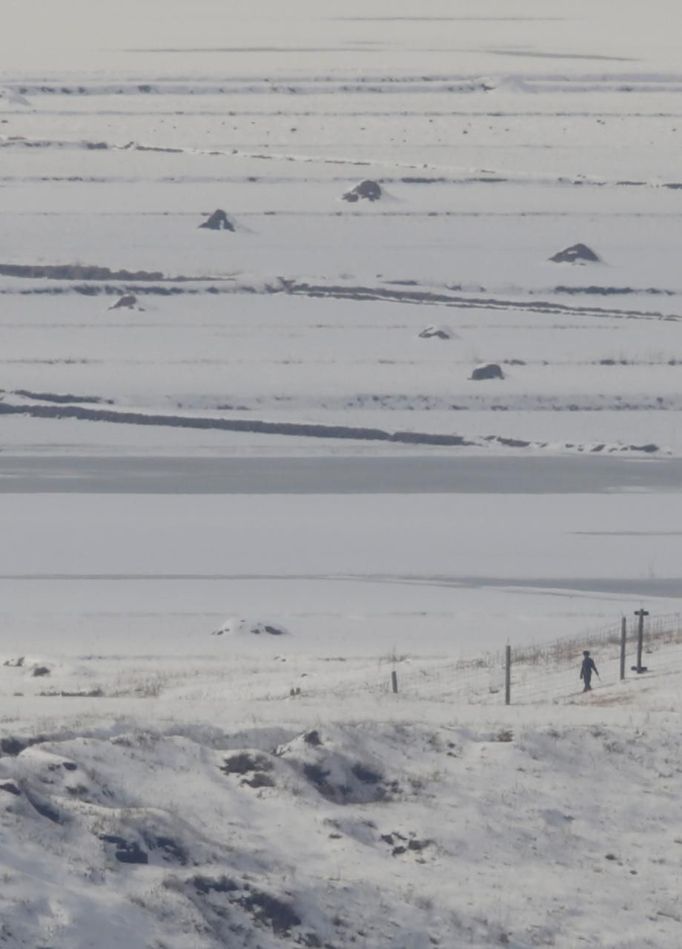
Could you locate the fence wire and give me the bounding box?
[306,613,682,707]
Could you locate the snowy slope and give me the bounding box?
[1,635,681,949]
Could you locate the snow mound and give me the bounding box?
[470,362,505,380]
[418,324,455,340]
[212,617,290,638]
[341,179,382,203]
[108,294,142,311]
[0,87,30,106]
[2,715,681,947]
[275,726,400,805]
[199,209,236,231]
[549,243,601,264]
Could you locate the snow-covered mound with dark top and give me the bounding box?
[342,180,382,202]
[470,363,505,380]
[199,209,236,231]
[212,618,290,637]
[109,294,140,310]
[549,243,601,263]
[418,324,454,340]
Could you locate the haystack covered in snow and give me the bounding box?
[549,243,600,263]
[470,363,504,380]
[342,180,382,203]
[109,294,140,311]
[199,209,236,231]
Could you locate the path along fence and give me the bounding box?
[303,612,682,707]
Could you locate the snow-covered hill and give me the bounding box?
[1,635,681,948]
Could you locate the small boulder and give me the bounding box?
[342,180,382,203]
[199,209,236,231]
[549,243,600,264]
[470,363,504,381]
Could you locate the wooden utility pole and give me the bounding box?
[391,670,399,694]
[505,645,511,706]
[633,608,649,673]
[619,617,627,681]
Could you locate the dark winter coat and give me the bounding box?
[580,656,598,680]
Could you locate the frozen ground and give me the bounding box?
[1,1,682,946]
[2,1,682,457]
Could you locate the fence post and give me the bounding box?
[505,645,511,706]
[620,617,627,681]
[391,670,398,694]
[634,608,649,673]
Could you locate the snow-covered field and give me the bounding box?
[1,1,682,946]
[2,1,682,456]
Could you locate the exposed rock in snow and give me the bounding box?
[3,656,25,668]
[549,243,601,263]
[418,324,454,340]
[199,209,236,231]
[470,363,505,380]
[275,728,398,805]
[2,704,682,948]
[625,442,660,453]
[342,180,383,202]
[0,263,164,281]
[212,618,290,637]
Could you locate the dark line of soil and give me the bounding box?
[286,282,676,321]
[0,401,474,447]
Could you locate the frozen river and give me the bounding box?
[1,454,680,494]
[3,452,680,655]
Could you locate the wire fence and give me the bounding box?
[305,612,682,707]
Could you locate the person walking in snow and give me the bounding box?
[580,650,599,692]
